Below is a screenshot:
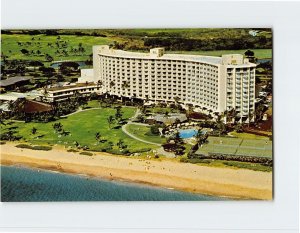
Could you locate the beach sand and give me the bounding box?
[0,142,272,200]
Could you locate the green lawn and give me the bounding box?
[197,136,272,158]
[86,100,101,108]
[1,32,272,66]
[148,106,180,114]
[1,34,115,64]
[125,124,166,144]
[1,107,159,153]
[168,49,272,59]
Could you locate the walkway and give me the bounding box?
[122,124,161,146]
[61,107,101,117]
[121,109,176,158]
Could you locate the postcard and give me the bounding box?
[0,28,273,201]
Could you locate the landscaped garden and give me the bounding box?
[125,124,166,144]
[0,107,159,154]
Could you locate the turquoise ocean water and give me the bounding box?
[1,165,226,202]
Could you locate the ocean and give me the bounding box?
[1,165,225,202]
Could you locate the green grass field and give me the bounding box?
[1,34,116,64]
[197,136,272,158]
[168,49,272,59]
[1,107,159,153]
[125,124,166,144]
[1,32,272,66]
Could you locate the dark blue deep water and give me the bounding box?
[1,165,225,202]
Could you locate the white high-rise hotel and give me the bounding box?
[88,45,256,118]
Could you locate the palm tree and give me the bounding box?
[173,96,181,109]
[42,87,49,102]
[227,108,236,124]
[109,81,115,89]
[97,80,103,91]
[116,139,126,150]
[53,122,63,133]
[107,141,114,150]
[7,100,17,116]
[95,132,101,143]
[114,106,123,123]
[74,141,80,148]
[121,81,130,96]
[107,116,115,129]
[247,111,254,127]
[164,110,169,118]
[254,104,265,121]
[31,127,37,135]
[195,130,208,146]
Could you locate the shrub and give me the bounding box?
[32,146,52,151]
[180,157,189,163]
[79,151,93,156]
[67,149,78,153]
[15,144,52,151]
[0,141,6,145]
[150,124,160,135]
[16,144,33,149]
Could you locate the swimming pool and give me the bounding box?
[179,129,198,139]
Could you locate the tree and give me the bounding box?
[244,49,254,57]
[173,96,181,109]
[7,100,17,115]
[97,80,103,90]
[114,106,123,123]
[244,50,255,63]
[164,110,169,118]
[150,124,160,135]
[95,132,102,143]
[31,127,37,135]
[235,123,243,133]
[53,122,63,133]
[74,141,80,148]
[195,130,208,146]
[45,54,54,62]
[216,119,227,136]
[107,116,115,129]
[248,111,254,127]
[139,105,147,114]
[171,132,184,146]
[121,81,130,95]
[109,81,115,89]
[42,87,49,102]
[20,49,29,55]
[254,103,265,121]
[116,139,127,150]
[39,66,55,77]
[107,141,114,150]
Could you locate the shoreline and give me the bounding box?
[0,142,273,200]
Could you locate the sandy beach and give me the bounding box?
[0,142,273,200]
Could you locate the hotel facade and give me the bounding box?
[86,45,256,118]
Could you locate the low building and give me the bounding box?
[146,113,187,125]
[44,82,101,102]
[23,100,53,114]
[0,91,40,101]
[0,76,32,91]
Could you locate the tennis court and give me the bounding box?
[197,136,272,158]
